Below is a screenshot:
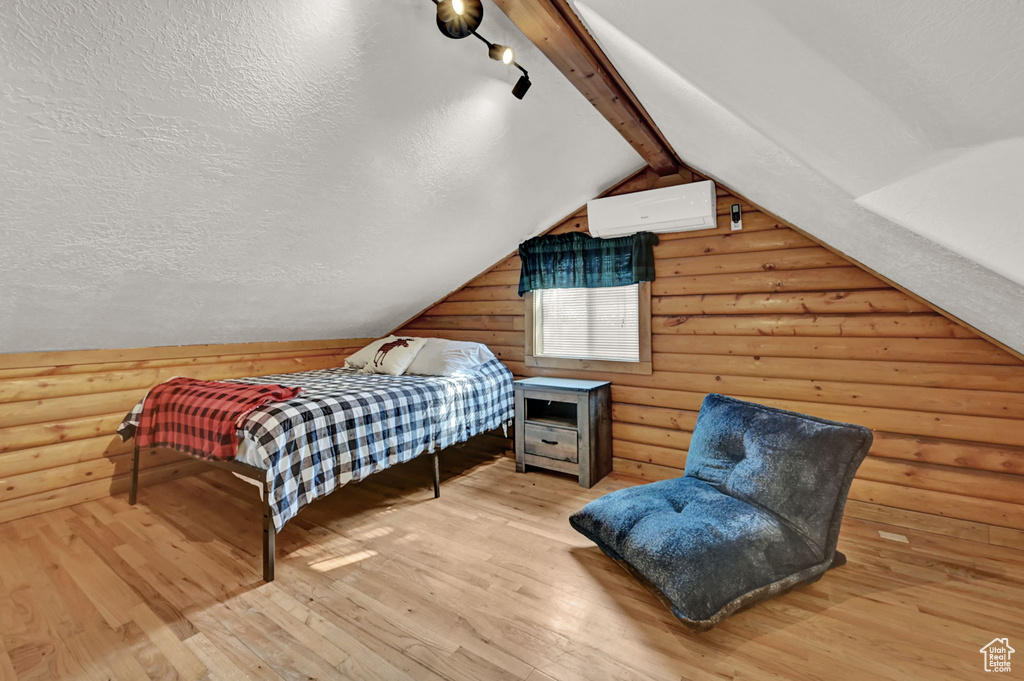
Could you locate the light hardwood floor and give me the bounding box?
[1,446,1022,680]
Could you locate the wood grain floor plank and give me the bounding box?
[257,581,448,681]
[24,529,151,681]
[1,452,1022,680]
[182,633,252,681]
[128,603,206,681]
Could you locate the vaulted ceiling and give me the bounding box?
[0,0,640,353]
[570,0,1024,353]
[3,0,1023,354]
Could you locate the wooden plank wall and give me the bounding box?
[0,338,370,523]
[400,168,1024,548]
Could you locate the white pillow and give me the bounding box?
[360,336,429,376]
[344,336,397,370]
[406,338,496,376]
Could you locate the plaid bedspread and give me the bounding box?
[134,378,305,460]
[118,359,514,531]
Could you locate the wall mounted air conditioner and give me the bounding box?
[587,180,718,238]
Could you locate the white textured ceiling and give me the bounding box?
[574,0,1024,353]
[0,0,640,353]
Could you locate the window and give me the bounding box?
[525,282,651,374]
[535,285,639,361]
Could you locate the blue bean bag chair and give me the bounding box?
[570,393,872,631]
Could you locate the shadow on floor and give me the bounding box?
[567,539,885,654]
[129,443,506,591]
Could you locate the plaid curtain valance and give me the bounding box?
[517,231,659,297]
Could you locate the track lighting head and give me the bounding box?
[435,0,483,39]
[488,44,514,65]
[512,74,532,100]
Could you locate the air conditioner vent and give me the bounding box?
[587,180,717,238]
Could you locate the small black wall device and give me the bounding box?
[730,203,743,231]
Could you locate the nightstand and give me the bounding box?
[513,377,612,488]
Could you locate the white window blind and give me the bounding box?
[534,284,640,362]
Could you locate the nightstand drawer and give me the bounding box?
[524,423,578,463]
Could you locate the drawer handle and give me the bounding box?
[541,439,559,445]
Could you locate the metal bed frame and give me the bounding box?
[128,444,441,582]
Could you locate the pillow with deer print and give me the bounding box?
[344,336,397,370]
[359,336,429,376]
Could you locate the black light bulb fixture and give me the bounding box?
[512,72,532,100]
[488,43,514,65]
[431,0,532,99]
[435,0,483,39]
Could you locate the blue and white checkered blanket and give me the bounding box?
[119,359,514,531]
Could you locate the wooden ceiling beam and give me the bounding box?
[493,0,683,177]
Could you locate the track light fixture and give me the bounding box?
[488,43,514,65]
[435,0,483,39]
[512,73,532,100]
[431,0,532,99]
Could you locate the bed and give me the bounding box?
[118,358,515,581]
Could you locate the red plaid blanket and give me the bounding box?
[134,378,303,460]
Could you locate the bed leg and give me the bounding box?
[129,446,140,505]
[432,452,440,499]
[262,482,275,582]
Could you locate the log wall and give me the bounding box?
[400,168,1024,548]
[0,338,370,523]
